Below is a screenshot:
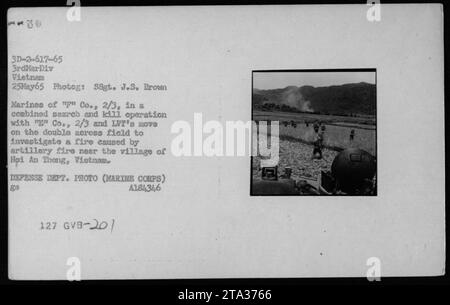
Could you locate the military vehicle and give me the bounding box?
[252,148,376,195]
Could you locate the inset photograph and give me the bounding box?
[251,70,377,196]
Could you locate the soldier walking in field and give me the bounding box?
[312,122,324,159]
[350,129,355,141]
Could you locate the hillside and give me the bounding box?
[253,82,376,116]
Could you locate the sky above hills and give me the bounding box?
[254,71,376,90]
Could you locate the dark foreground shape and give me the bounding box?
[331,148,376,194]
[251,148,376,196]
[252,178,298,195]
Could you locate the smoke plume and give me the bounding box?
[282,87,314,112]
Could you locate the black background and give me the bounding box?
[0,0,448,297]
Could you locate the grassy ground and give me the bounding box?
[279,124,375,155]
[253,110,376,126]
[252,110,376,181]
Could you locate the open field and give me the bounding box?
[252,110,376,181]
[253,110,376,127]
[279,124,376,155]
[253,110,376,155]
